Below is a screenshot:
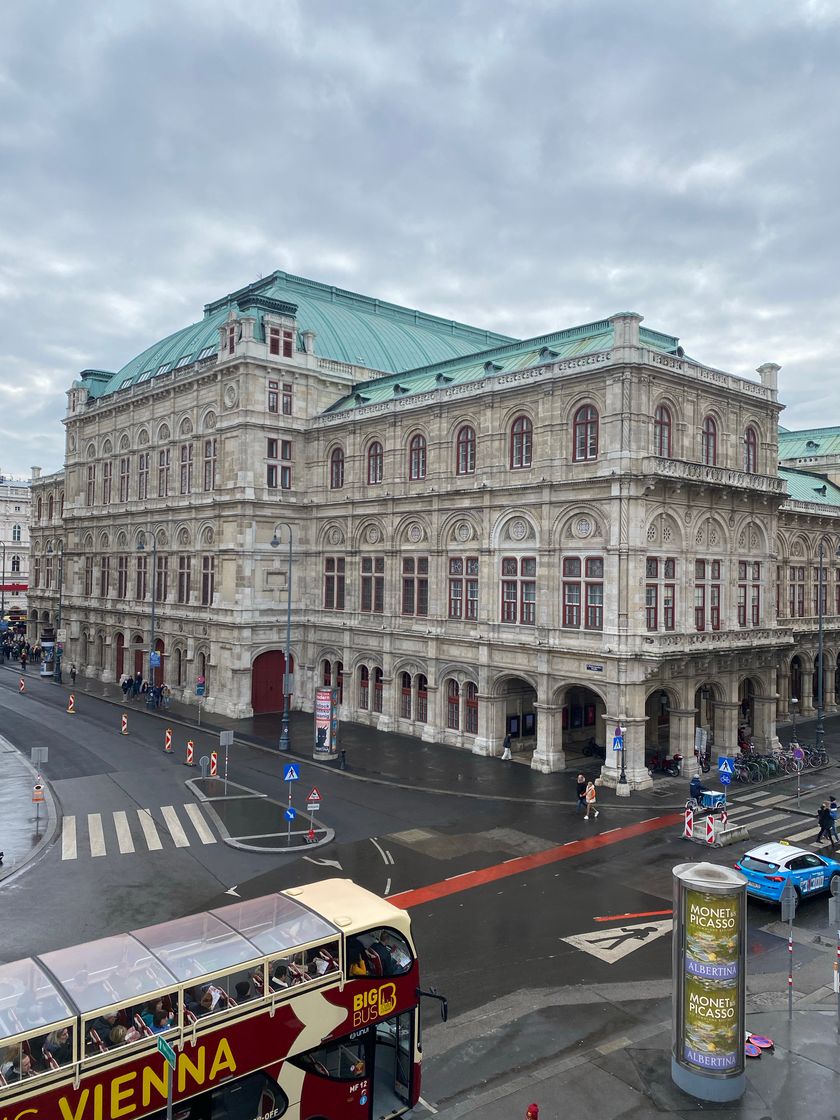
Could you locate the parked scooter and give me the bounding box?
[582,737,605,759]
[648,751,683,777]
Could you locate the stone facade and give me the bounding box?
[0,473,32,624]
[25,275,840,789]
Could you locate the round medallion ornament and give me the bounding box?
[223,383,238,410]
[328,527,343,546]
[455,522,472,543]
[510,518,528,541]
[408,523,423,543]
[575,517,593,539]
[366,525,381,544]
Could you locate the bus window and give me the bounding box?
[294,1036,368,1080]
[347,928,413,979]
[268,941,338,991]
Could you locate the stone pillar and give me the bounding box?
[824,668,837,714]
[713,701,740,754]
[776,669,790,722]
[531,703,565,773]
[599,713,652,792]
[670,708,699,778]
[798,671,815,715]
[376,674,394,732]
[752,695,780,752]
[421,685,438,742]
[471,691,501,756]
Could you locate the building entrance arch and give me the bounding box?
[133,635,144,677]
[559,685,606,757]
[252,650,295,715]
[496,676,538,755]
[694,682,724,749]
[644,689,671,756]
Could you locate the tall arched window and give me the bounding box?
[743,426,757,473]
[12,524,21,542]
[654,405,672,458]
[329,447,345,489]
[465,681,479,734]
[409,434,427,480]
[367,441,383,485]
[417,674,428,722]
[400,671,412,719]
[36,497,42,520]
[447,679,460,730]
[573,405,599,461]
[509,415,533,469]
[11,555,20,572]
[358,665,370,710]
[456,425,476,475]
[373,667,383,713]
[701,416,717,466]
[59,491,65,517]
[47,494,54,520]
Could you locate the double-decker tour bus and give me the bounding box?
[0,879,441,1119]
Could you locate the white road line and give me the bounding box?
[61,816,77,861]
[384,877,391,895]
[370,837,391,865]
[730,790,766,802]
[445,871,473,882]
[600,827,621,834]
[765,819,800,835]
[786,827,819,844]
[745,813,789,831]
[161,805,190,848]
[137,809,163,851]
[753,795,792,807]
[88,813,106,858]
[184,803,216,844]
[113,810,135,854]
[418,1096,439,1115]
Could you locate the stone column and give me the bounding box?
[824,667,837,714]
[670,708,699,777]
[798,670,815,715]
[599,713,652,792]
[752,695,780,752]
[421,685,438,742]
[471,690,501,756]
[376,674,394,732]
[713,700,740,754]
[776,669,790,722]
[531,703,565,773]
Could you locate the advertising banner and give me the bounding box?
[314,688,339,760]
[672,863,746,1102]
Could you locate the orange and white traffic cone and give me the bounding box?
[67,693,76,714]
[164,728,173,753]
[19,677,25,694]
[120,713,129,736]
[185,740,195,766]
[210,751,218,777]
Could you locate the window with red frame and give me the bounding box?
[268,326,294,357]
[86,464,96,506]
[645,556,676,631]
[361,556,384,613]
[811,563,827,616]
[99,556,110,598]
[409,434,427,480]
[500,557,536,624]
[282,383,292,414]
[509,415,532,469]
[737,560,761,626]
[323,557,345,610]
[84,555,94,597]
[267,380,279,412]
[448,556,478,619]
[367,441,383,484]
[701,416,717,466]
[654,404,672,457]
[417,674,428,722]
[695,558,721,631]
[465,681,478,734]
[789,565,805,617]
[573,405,599,461]
[456,425,476,475]
[101,461,112,505]
[358,666,369,710]
[743,426,757,473]
[119,456,130,502]
[329,447,345,489]
[400,672,412,719]
[372,667,383,713]
[402,557,429,616]
[447,679,460,729]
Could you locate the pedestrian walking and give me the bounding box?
[815,802,835,847]
[501,733,512,761]
[828,795,839,844]
[526,1106,539,1120]
[69,664,77,686]
[575,773,587,813]
[584,779,600,820]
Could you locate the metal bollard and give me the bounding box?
[199,755,210,778]
[339,749,347,770]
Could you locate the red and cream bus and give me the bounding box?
[0,879,437,1119]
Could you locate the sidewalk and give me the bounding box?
[0,732,57,883]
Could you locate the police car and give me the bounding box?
[735,842,840,904]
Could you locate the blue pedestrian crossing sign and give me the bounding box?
[718,757,733,785]
[612,731,624,752]
[284,807,297,821]
[283,763,300,782]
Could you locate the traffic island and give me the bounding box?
[186,776,335,853]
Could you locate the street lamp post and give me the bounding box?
[137,533,157,709]
[1,541,5,621]
[45,540,64,682]
[270,523,293,753]
[618,724,627,786]
[790,697,798,745]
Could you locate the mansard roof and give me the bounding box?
[779,466,840,507]
[778,425,840,459]
[83,271,515,399]
[324,318,682,415]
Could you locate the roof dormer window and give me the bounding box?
[157,362,172,375]
[175,354,193,368]
[268,326,294,358]
[196,346,216,361]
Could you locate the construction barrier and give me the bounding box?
[120,713,129,736]
[705,816,716,845]
[164,728,173,753]
[67,694,76,715]
[210,751,218,778]
[185,740,195,767]
[19,677,25,694]
[683,807,694,839]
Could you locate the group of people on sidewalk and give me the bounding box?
[816,797,839,848]
[119,671,170,709]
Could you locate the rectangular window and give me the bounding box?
[401,557,429,616]
[45,556,52,589]
[267,438,278,459]
[180,444,193,494]
[737,584,747,627]
[102,461,112,505]
[282,383,293,415]
[84,556,94,597]
[646,556,677,632]
[269,327,281,356]
[156,554,168,602]
[585,581,603,630]
[645,585,658,630]
[710,585,720,630]
[203,439,217,492]
[267,380,279,412]
[99,556,110,598]
[177,555,191,604]
[281,440,292,460]
[501,557,537,624]
[33,558,40,588]
[86,464,96,507]
[448,556,479,620]
[664,584,675,630]
[361,556,384,613]
[324,557,346,610]
[135,555,147,600]
[267,464,278,488]
[137,452,149,501]
[119,457,130,502]
[751,583,760,625]
[201,555,215,606]
[117,555,128,600]
[158,449,170,497]
[694,584,705,631]
[562,556,582,628]
[280,465,291,490]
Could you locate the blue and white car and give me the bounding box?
[735,842,840,905]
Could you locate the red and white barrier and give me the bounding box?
[120,713,128,736]
[185,740,195,766]
[210,751,218,778]
[19,677,25,694]
[164,728,173,753]
[67,693,76,715]
[683,807,694,839]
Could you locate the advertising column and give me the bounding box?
[671,862,746,1102]
[313,687,339,761]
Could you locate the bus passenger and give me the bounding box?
[347,940,368,978]
[6,1052,35,1081]
[151,1010,171,1034]
[44,1027,72,1065]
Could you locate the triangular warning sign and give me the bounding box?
[307,787,322,801]
[561,919,672,964]
[719,758,733,775]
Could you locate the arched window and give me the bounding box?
[400,671,412,720]
[322,660,333,687]
[175,648,184,686]
[573,405,599,461]
[12,524,21,542]
[654,405,672,458]
[456,425,476,475]
[11,555,20,573]
[47,494,54,520]
[373,667,383,713]
[510,415,533,469]
[367,441,383,485]
[329,447,345,489]
[36,497,42,521]
[743,426,757,473]
[701,416,717,466]
[409,434,427,480]
[417,674,428,723]
[358,665,370,710]
[59,491,65,517]
[465,681,478,734]
[447,679,460,730]
[335,660,344,704]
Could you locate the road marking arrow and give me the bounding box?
[225,886,240,897]
[561,918,672,964]
[303,856,343,870]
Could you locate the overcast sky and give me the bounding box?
[2,0,839,478]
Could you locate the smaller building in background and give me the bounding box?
[0,471,33,629]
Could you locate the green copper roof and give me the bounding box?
[86,272,515,399]
[325,320,682,415]
[778,425,840,459]
[779,466,840,507]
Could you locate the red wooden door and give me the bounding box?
[251,651,294,714]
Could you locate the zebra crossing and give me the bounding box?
[724,789,819,846]
[61,803,217,860]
